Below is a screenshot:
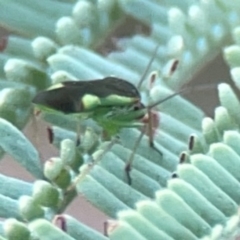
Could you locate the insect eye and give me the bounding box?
[133,102,145,111]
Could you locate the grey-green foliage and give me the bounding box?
[0,0,240,239]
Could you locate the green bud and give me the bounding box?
[72,1,97,28]
[51,70,77,85]
[54,168,71,190]
[168,8,186,34]
[167,35,184,57]
[81,127,99,154]
[32,37,58,61]
[60,139,76,165]
[188,6,206,33]
[4,218,30,240]
[69,150,84,173]
[41,157,72,190]
[56,17,82,45]
[202,117,220,145]
[0,88,32,128]
[19,196,44,221]
[44,157,64,181]
[32,180,59,208]
[0,89,17,124]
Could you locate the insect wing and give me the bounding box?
[97,77,140,98]
[32,83,84,114]
[32,77,141,114]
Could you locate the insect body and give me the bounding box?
[33,76,151,184]
[33,77,140,112]
[32,44,180,185]
[33,77,146,136]
[33,74,181,185]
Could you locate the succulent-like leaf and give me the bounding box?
[0,1,240,240]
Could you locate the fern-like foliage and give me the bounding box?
[0,0,240,239]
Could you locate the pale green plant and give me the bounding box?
[0,0,240,239]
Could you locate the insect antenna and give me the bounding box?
[147,83,217,109]
[137,44,160,89]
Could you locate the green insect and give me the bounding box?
[32,49,180,185]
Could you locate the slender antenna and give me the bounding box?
[137,44,160,90]
[147,83,217,109]
[148,90,185,109]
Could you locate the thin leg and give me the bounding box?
[125,129,145,185]
[125,110,163,185]
[103,221,108,237]
[76,122,81,146]
[31,109,40,146]
[147,108,163,157]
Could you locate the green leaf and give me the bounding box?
[0,118,43,178]
[1,1,240,240]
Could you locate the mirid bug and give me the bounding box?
[32,47,180,185]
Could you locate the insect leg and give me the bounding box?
[146,107,163,157]
[124,110,162,185]
[75,122,81,146]
[103,221,108,237]
[125,129,145,185]
[31,109,40,146]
